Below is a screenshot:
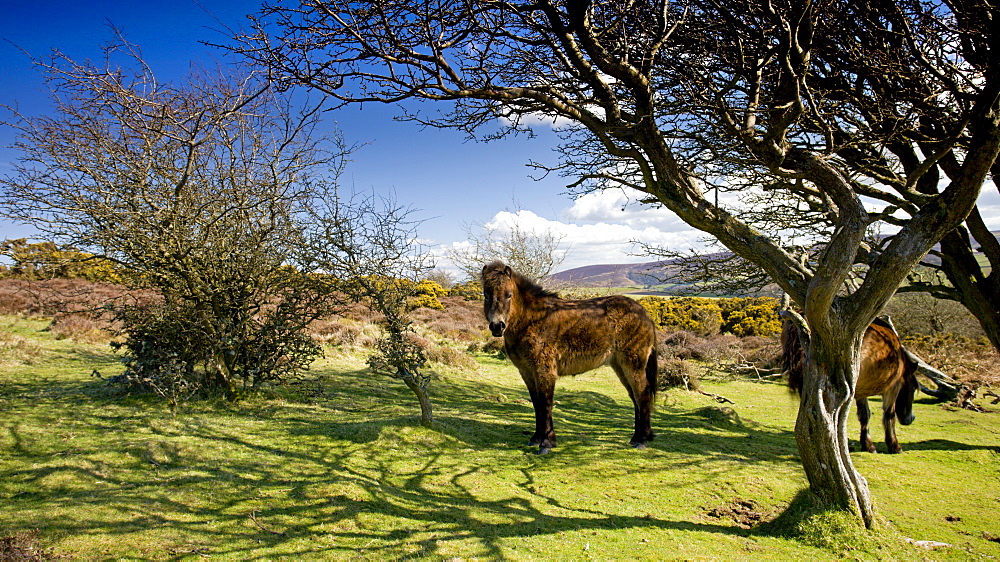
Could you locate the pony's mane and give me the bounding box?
[511,268,560,300]
[482,261,560,300]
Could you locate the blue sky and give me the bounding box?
[2,1,998,279]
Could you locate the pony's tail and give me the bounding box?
[645,348,658,400]
[780,318,804,395]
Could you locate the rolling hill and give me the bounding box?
[546,258,690,291]
[548,230,999,292]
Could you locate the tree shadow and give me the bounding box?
[898,438,1000,453]
[2,359,809,559]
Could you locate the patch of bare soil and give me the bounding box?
[0,531,62,561]
[706,498,765,529]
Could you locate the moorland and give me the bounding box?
[1,279,998,560]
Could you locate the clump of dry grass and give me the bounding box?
[46,314,112,343]
[309,317,378,348]
[0,278,158,343]
[657,329,743,362]
[0,330,43,366]
[410,296,487,343]
[466,337,506,357]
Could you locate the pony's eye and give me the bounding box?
[504,292,512,300]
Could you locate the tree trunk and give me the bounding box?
[794,329,875,528]
[212,349,239,401]
[401,371,434,427]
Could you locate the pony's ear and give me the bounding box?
[503,265,512,276]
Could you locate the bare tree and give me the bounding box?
[236,0,1000,526]
[1,38,346,398]
[298,190,436,425]
[449,213,567,282]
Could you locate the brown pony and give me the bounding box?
[481,261,657,454]
[781,317,949,453]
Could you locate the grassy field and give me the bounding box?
[2,314,999,560]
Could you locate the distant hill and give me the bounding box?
[549,230,999,292]
[546,259,690,291]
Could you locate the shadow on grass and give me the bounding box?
[423,372,799,463]
[1,359,809,559]
[901,438,1000,453]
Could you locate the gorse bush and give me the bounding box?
[409,279,447,310]
[449,280,483,301]
[0,238,123,283]
[639,296,723,336]
[108,275,326,401]
[719,297,782,337]
[640,295,781,337]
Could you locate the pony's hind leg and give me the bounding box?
[856,398,877,453]
[612,358,655,448]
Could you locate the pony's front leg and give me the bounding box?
[518,369,553,452]
[524,387,544,447]
[527,372,557,455]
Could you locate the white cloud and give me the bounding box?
[976,181,1000,230]
[474,202,707,272]
[562,188,687,230]
[434,181,1000,279]
[498,111,576,131]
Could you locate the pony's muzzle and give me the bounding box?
[489,321,506,337]
[900,413,915,426]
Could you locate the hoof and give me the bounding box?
[631,442,648,450]
[536,446,552,455]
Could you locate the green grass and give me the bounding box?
[2,314,998,559]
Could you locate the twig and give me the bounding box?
[167,545,211,557]
[249,510,286,535]
[699,390,735,404]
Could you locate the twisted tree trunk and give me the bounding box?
[793,328,874,527]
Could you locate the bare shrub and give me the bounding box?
[902,333,1000,387]
[658,357,700,391]
[657,328,784,381]
[658,329,742,362]
[884,293,985,339]
[0,280,40,315]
